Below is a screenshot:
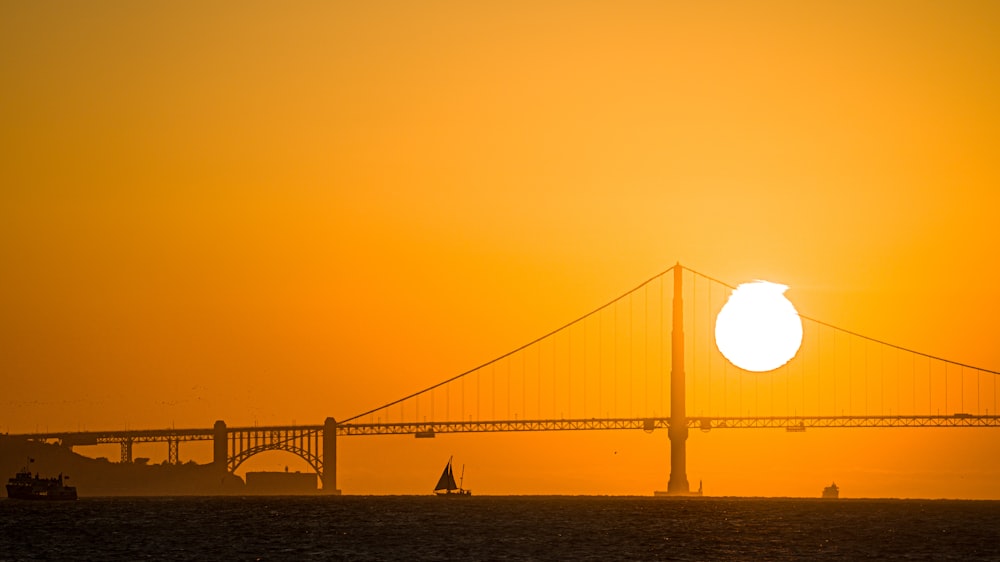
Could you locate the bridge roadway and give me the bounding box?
[337,414,1000,435]
[14,414,1000,443]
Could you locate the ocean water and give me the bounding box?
[1,496,998,561]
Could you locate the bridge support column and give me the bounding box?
[323,417,342,494]
[168,439,179,464]
[658,264,691,495]
[120,438,133,464]
[213,420,228,473]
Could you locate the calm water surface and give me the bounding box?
[1,496,998,561]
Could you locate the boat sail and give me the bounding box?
[434,456,471,496]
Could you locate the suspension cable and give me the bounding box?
[343,264,678,423]
[686,266,1000,376]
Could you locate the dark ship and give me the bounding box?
[6,459,77,500]
[822,482,839,499]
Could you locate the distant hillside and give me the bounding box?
[0,436,245,497]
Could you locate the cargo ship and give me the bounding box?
[5,459,77,500]
[822,482,839,499]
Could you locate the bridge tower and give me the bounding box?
[323,417,341,494]
[666,263,690,494]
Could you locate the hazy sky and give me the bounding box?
[2,1,999,497]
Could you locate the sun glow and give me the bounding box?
[715,281,803,372]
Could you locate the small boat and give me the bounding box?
[434,456,471,496]
[822,482,839,499]
[6,459,78,501]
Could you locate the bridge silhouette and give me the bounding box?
[11,264,1000,494]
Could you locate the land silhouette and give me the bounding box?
[1,436,247,496]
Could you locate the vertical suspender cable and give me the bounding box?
[661,276,665,416]
[817,327,821,415]
[724,329,728,418]
[568,326,572,418]
[899,348,904,415]
[800,324,805,415]
[849,338,852,415]
[862,340,867,416]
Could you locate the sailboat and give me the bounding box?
[434,456,471,496]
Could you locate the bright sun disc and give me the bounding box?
[715,281,803,372]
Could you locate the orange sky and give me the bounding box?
[2,1,999,498]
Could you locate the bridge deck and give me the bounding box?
[337,415,1000,435]
[10,425,322,445]
[9,415,998,444]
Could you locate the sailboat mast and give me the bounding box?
[460,464,465,490]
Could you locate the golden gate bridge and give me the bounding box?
[9,264,999,494]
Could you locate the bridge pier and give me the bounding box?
[323,417,341,494]
[213,420,228,473]
[168,438,180,464]
[120,438,133,464]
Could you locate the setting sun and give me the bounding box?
[715,281,803,372]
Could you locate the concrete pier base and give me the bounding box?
[323,417,342,495]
